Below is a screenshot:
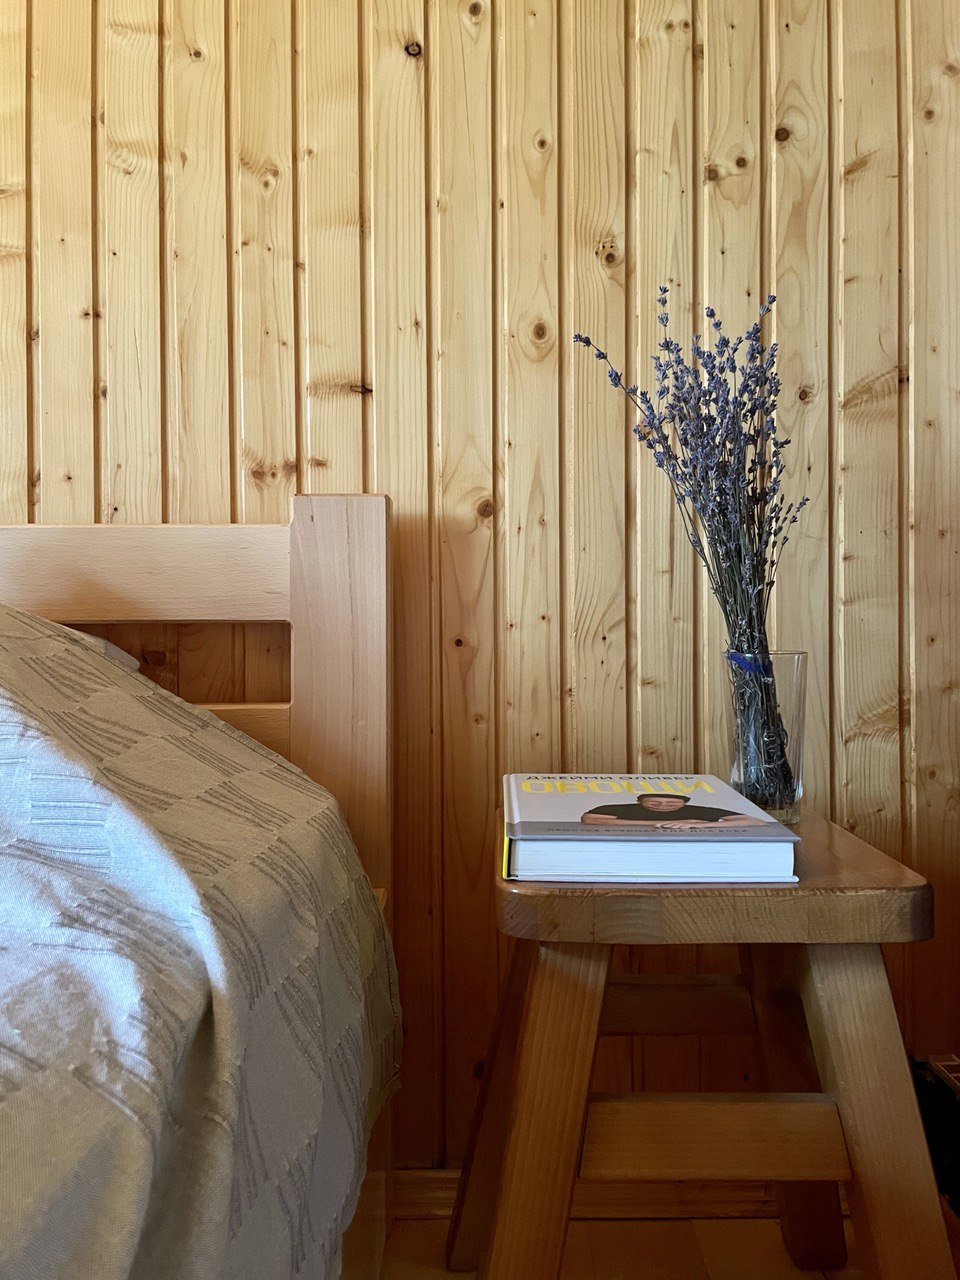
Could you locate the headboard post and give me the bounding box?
[288,495,392,910]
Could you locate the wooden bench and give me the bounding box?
[446,815,953,1280]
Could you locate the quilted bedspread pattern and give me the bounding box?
[0,605,401,1280]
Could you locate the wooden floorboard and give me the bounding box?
[382,1217,864,1280]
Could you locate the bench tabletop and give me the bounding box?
[496,814,932,945]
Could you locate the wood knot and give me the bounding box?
[531,320,550,343]
[924,107,935,120]
[534,131,551,153]
[705,164,719,182]
[467,0,484,16]
[190,47,204,60]
[775,125,790,142]
[797,384,813,402]
[404,40,422,56]
[735,154,748,169]
[596,238,622,268]
[476,497,495,520]
[453,637,464,648]
[944,62,959,77]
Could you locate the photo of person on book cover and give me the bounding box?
[580,792,766,829]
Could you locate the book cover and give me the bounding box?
[504,773,797,844]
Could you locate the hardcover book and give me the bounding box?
[503,773,799,883]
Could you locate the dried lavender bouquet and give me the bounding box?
[575,287,808,813]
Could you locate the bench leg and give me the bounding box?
[446,940,536,1270]
[745,944,847,1270]
[798,942,954,1280]
[477,942,609,1280]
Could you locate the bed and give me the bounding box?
[0,495,399,1280]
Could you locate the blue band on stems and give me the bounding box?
[726,651,774,677]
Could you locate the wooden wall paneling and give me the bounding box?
[433,0,499,1163]
[697,0,765,1093]
[908,0,960,1057]
[162,0,231,523]
[500,0,561,789]
[832,0,907,1016]
[163,0,240,708]
[366,0,443,1167]
[562,0,631,1096]
[832,0,902,854]
[698,0,763,771]
[769,0,829,814]
[498,0,565,777]
[83,622,181,692]
[233,0,295,526]
[99,0,163,524]
[491,0,564,1119]
[97,2,178,688]
[6,0,959,1177]
[30,0,96,524]
[0,1,27,524]
[294,0,364,494]
[496,0,564,1110]
[633,0,701,1094]
[243,622,290,702]
[177,621,245,703]
[562,3,628,773]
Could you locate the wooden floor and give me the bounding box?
[383,1218,865,1279]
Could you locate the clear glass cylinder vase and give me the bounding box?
[725,650,807,825]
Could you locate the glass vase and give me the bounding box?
[725,650,807,825]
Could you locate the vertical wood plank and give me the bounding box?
[769,0,830,814]
[633,0,701,1095]
[366,0,442,1167]
[434,0,498,1164]
[698,0,763,771]
[908,0,960,1056]
[100,0,162,523]
[0,1,27,524]
[697,0,764,1093]
[562,0,631,1096]
[163,0,231,522]
[833,0,902,858]
[31,0,96,524]
[177,621,244,702]
[634,3,697,770]
[563,0,628,773]
[501,0,561,773]
[234,0,296,524]
[833,0,907,1017]
[243,622,290,702]
[164,0,238,705]
[295,0,364,494]
[496,0,563,1111]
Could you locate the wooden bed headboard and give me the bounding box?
[0,494,393,905]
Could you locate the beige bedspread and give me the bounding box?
[0,604,401,1279]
